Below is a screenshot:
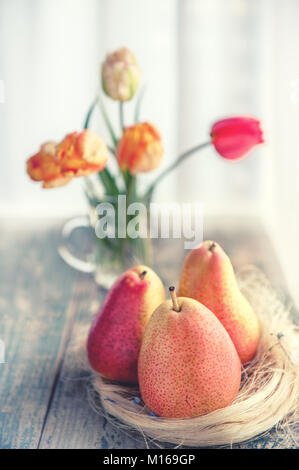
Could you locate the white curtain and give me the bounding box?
[1,0,298,301]
[177,0,265,211]
[259,0,299,307]
[0,0,267,215]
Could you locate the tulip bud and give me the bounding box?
[101,47,141,102]
[211,117,264,160]
[117,122,163,174]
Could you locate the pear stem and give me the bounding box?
[139,270,147,280]
[169,286,180,312]
[209,242,217,252]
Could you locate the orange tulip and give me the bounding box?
[117,122,163,174]
[57,129,109,177]
[26,142,72,188]
[27,130,108,188]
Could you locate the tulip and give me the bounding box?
[27,142,72,188]
[56,129,108,177]
[27,130,108,188]
[211,116,264,160]
[117,122,163,174]
[101,47,141,102]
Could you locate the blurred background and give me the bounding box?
[0,0,298,305]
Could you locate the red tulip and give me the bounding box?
[211,117,264,160]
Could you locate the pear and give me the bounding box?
[179,241,260,363]
[138,287,241,418]
[87,265,165,384]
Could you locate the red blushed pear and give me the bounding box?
[138,287,241,418]
[87,265,165,384]
[178,241,260,364]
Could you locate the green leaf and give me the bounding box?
[98,168,120,196]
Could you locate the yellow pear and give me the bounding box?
[179,241,260,363]
[138,287,241,418]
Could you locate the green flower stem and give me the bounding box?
[120,169,131,194]
[144,141,212,201]
[97,95,118,148]
[83,97,98,130]
[119,102,124,132]
[108,145,116,156]
[82,92,152,265]
[83,96,120,196]
[119,103,131,190]
[98,169,119,196]
[127,174,137,202]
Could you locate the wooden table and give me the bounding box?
[0,217,297,449]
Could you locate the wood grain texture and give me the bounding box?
[38,277,147,449]
[0,219,77,448]
[0,216,297,449]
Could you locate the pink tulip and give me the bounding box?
[211,117,264,160]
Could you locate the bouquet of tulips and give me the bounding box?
[26,47,264,275]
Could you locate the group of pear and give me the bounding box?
[87,241,260,418]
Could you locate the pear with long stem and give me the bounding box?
[138,286,241,418]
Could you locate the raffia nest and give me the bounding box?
[76,267,299,448]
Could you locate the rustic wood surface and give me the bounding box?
[0,217,297,449]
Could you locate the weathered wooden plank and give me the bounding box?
[0,219,78,448]
[38,275,148,449]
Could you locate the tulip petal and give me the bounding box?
[117,122,163,174]
[26,130,108,188]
